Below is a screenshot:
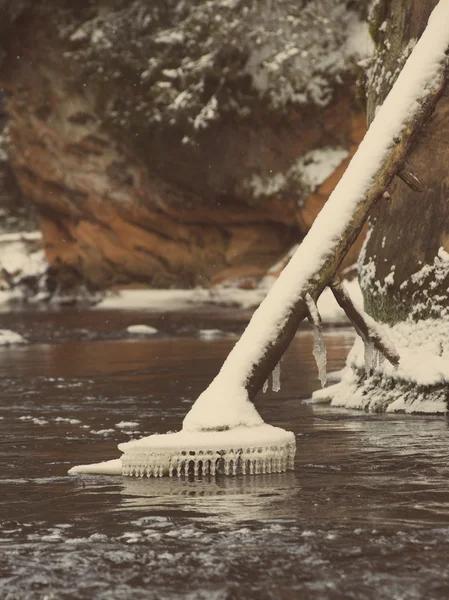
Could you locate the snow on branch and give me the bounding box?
[330,277,400,367]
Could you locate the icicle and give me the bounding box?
[364,340,375,375]
[272,360,281,392]
[305,293,327,387]
[262,378,269,393]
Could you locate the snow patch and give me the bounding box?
[293,147,349,193]
[126,324,158,336]
[0,330,25,346]
[246,146,349,201]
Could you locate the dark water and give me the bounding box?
[2,307,449,599]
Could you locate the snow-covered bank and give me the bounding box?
[97,280,362,324]
[0,226,361,322]
[311,318,449,414]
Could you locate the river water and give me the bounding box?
[1,306,449,599]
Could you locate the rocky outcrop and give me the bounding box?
[0,0,370,294]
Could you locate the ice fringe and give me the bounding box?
[121,443,295,477]
[306,293,327,387]
[119,426,296,477]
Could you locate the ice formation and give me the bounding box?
[363,341,375,376]
[272,361,281,392]
[69,425,296,478]
[311,318,449,414]
[306,293,327,387]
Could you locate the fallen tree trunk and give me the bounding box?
[183,0,449,432]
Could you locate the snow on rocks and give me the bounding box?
[311,318,449,414]
[0,231,46,305]
[0,329,25,346]
[126,324,158,336]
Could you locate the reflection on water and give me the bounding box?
[117,472,298,523]
[2,308,449,599]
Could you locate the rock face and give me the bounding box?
[361,0,449,323]
[0,0,370,293]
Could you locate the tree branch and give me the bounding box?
[329,278,400,367]
[397,169,423,192]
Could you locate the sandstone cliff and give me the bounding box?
[0,0,371,296]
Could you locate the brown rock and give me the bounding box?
[0,3,367,293]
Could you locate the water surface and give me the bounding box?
[1,308,449,599]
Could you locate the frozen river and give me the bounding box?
[1,306,449,599]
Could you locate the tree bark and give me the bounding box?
[361,0,449,324]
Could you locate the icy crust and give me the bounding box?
[68,459,122,476]
[69,425,296,477]
[311,319,449,414]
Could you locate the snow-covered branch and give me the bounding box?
[183,0,449,431]
[330,277,400,367]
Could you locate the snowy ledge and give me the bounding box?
[311,318,449,414]
[97,280,362,324]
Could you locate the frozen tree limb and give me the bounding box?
[330,277,400,367]
[305,293,327,387]
[183,1,449,431]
